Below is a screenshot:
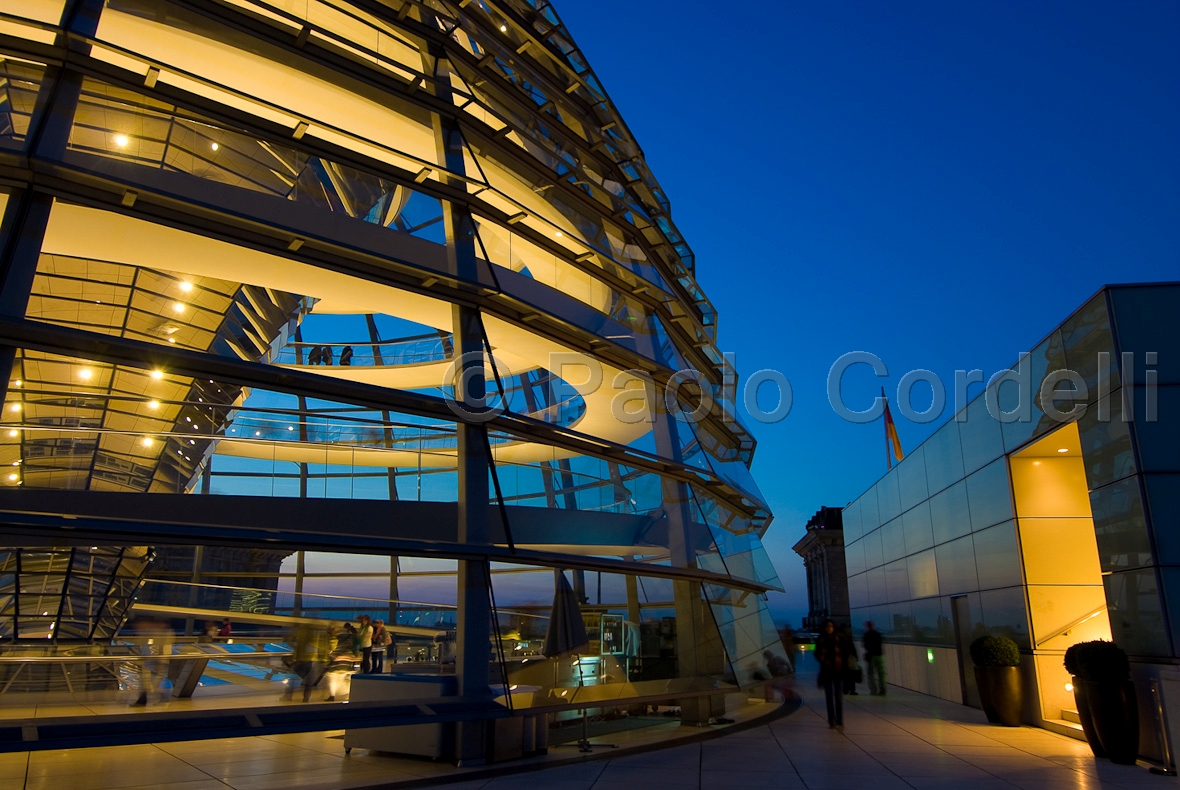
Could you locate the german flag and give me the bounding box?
[883,386,904,468]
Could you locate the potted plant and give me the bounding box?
[1064,640,1138,765]
[969,635,1023,726]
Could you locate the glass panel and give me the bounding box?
[847,572,869,609]
[935,535,979,595]
[930,480,971,546]
[876,471,902,524]
[1143,474,1180,566]
[907,549,938,599]
[1078,389,1137,489]
[862,527,884,570]
[1111,284,1180,385]
[896,446,928,512]
[1108,568,1170,657]
[958,394,1004,475]
[883,559,908,604]
[1000,331,1067,453]
[978,586,1031,649]
[902,502,934,554]
[910,596,949,645]
[0,56,47,151]
[924,418,965,497]
[880,517,905,564]
[1134,384,1179,474]
[973,520,1023,590]
[842,498,863,543]
[865,566,886,606]
[1061,293,1118,396]
[845,537,866,577]
[858,487,881,535]
[966,459,1013,532]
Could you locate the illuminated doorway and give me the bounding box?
[1010,421,1112,727]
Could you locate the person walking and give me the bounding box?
[839,623,861,696]
[864,620,887,696]
[814,619,847,729]
[357,614,373,673]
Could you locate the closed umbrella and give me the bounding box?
[543,569,589,658]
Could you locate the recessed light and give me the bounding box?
[113,133,129,147]
[141,437,154,447]
[555,231,563,238]
[167,338,176,344]
[210,142,219,151]
[150,370,164,380]
[7,473,18,481]
[78,368,92,379]
[499,23,507,32]
[1057,448,1069,453]
[12,380,20,387]
[8,404,20,412]
[147,400,159,409]
[7,430,17,437]
[179,281,193,292]
[1032,461,1041,466]
[172,302,185,313]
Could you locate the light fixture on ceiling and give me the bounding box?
[210,142,219,152]
[113,133,129,147]
[78,368,92,380]
[499,23,507,32]
[179,281,193,292]
[147,400,159,409]
[12,380,20,387]
[555,231,563,238]
[8,404,20,412]
[172,302,185,313]
[1057,448,1069,453]
[150,370,164,380]
[141,437,154,447]
[7,473,18,481]
[7,429,17,437]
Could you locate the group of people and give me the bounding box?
[814,619,887,729]
[282,614,394,702]
[304,345,353,365]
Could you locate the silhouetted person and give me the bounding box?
[839,623,861,695]
[307,346,323,365]
[339,346,353,366]
[217,618,232,641]
[815,619,847,729]
[357,614,373,673]
[864,621,886,695]
[322,345,334,365]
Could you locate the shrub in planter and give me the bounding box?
[969,636,1023,726]
[1064,640,1138,764]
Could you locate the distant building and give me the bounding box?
[793,506,848,630]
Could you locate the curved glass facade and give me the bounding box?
[0,0,783,751]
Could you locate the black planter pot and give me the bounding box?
[1082,678,1139,765]
[1071,678,1107,758]
[974,666,1023,726]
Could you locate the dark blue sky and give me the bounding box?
[554,0,1180,626]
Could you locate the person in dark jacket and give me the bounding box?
[864,620,886,695]
[814,619,846,729]
[339,346,353,366]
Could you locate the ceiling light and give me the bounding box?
[151,370,164,380]
[7,474,17,481]
[78,368,92,380]
[141,437,154,447]
[1057,448,1068,453]
[189,440,195,445]
[12,380,20,387]
[172,302,185,313]
[179,281,193,292]
[499,23,507,32]
[7,430,17,437]
[8,404,20,412]
[210,142,219,151]
[113,133,129,147]
[147,400,159,409]
[167,338,176,344]
[555,231,563,238]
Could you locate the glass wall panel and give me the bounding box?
[935,535,979,595]
[973,520,1024,590]
[1091,477,1153,572]
[859,486,881,535]
[1106,568,1171,657]
[896,446,928,512]
[1061,293,1118,396]
[862,528,884,571]
[924,419,965,497]
[1078,391,1137,489]
[930,481,971,546]
[865,566,886,605]
[978,586,1030,648]
[966,459,1013,532]
[843,498,863,543]
[877,472,901,524]
[880,517,906,564]
[908,549,939,599]
[910,596,949,644]
[0,56,47,151]
[883,559,909,603]
[847,572,868,610]
[1111,284,1180,385]
[1000,331,1067,453]
[958,395,1005,474]
[845,537,866,577]
[1133,384,1180,474]
[1143,474,1180,566]
[902,502,934,554]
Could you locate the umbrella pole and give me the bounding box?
[572,653,617,753]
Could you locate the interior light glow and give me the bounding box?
[1065,682,1074,692]
[926,649,934,663]
[113,133,129,147]
[7,474,17,481]
[7,430,17,437]
[8,404,20,412]
[210,142,219,151]
[167,338,176,343]
[499,23,507,31]
[147,400,159,409]
[1033,461,1042,466]
[141,437,154,447]
[78,368,92,379]
[172,302,185,313]
[179,281,193,292]
[12,380,20,387]
[1057,448,1069,453]
[555,231,563,237]
[151,370,164,380]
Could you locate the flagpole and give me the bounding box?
[882,386,892,471]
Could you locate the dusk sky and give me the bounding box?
[556,0,1180,626]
